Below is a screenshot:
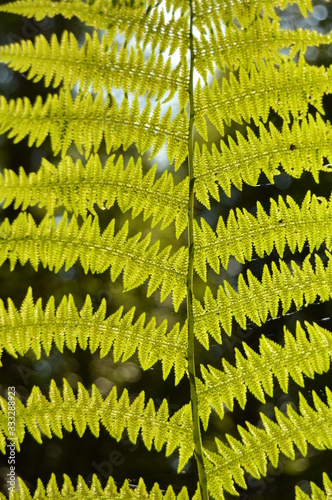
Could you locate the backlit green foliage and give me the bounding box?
[295,473,332,499]
[0,0,331,498]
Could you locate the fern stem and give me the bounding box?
[187,2,209,498]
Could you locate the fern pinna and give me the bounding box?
[0,0,332,498]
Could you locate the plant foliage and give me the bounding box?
[0,0,332,498]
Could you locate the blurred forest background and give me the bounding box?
[0,1,332,498]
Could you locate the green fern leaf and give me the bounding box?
[0,0,190,61]
[0,90,188,166]
[194,114,332,205]
[197,321,332,428]
[195,15,332,77]
[0,287,188,382]
[0,381,194,470]
[195,57,328,139]
[194,192,332,277]
[195,0,313,30]
[295,473,332,500]
[204,388,332,498]
[0,213,188,309]
[194,254,332,341]
[1,0,332,497]
[5,473,200,499]
[0,32,188,107]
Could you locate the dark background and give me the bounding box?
[0,1,332,498]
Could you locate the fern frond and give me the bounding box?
[195,16,331,79]
[0,90,188,167]
[0,0,190,58]
[1,0,332,496]
[0,287,188,383]
[195,57,328,138]
[295,473,332,500]
[194,192,332,280]
[7,474,199,499]
[0,381,194,470]
[194,0,312,31]
[0,0,101,21]
[204,387,332,499]
[0,213,188,310]
[196,321,332,428]
[194,114,332,206]
[0,32,189,108]
[0,154,188,237]
[193,253,332,344]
